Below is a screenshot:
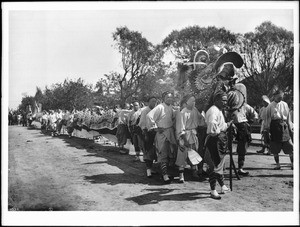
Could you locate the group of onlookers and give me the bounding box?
[8,110,32,127]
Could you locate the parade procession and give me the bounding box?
[5,3,298,224]
[9,49,295,201]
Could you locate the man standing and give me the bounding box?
[139,96,158,178]
[128,101,144,162]
[231,101,258,176]
[175,94,204,183]
[265,90,293,170]
[204,91,231,200]
[116,103,131,154]
[256,95,271,155]
[146,91,177,184]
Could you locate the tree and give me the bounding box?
[111,26,158,105]
[41,78,94,111]
[34,87,44,103]
[238,21,294,106]
[162,25,237,63]
[18,95,35,113]
[94,74,121,108]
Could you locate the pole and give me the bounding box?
[228,120,240,191]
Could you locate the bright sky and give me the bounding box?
[3,2,297,111]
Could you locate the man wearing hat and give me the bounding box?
[256,95,271,155]
[265,90,293,170]
[204,90,232,199]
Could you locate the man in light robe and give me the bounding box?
[116,103,131,154]
[138,96,158,178]
[265,90,293,170]
[256,95,271,155]
[175,94,205,183]
[48,110,58,136]
[204,91,232,200]
[146,91,177,184]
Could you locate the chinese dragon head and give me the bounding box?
[177,49,247,113]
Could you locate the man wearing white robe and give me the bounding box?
[204,91,231,199]
[146,91,177,184]
[138,96,158,178]
[175,94,204,183]
[265,90,293,170]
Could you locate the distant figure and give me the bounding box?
[116,103,131,154]
[27,111,33,126]
[8,111,13,125]
[256,95,271,155]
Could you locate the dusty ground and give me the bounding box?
[7,125,294,213]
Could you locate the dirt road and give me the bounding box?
[8,125,294,212]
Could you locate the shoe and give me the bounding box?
[210,192,221,200]
[274,166,281,170]
[119,149,128,155]
[238,170,249,176]
[264,151,272,155]
[220,185,231,194]
[178,173,185,183]
[163,175,171,184]
[256,149,265,154]
[139,155,145,163]
[133,156,140,162]
[146,169,152,178]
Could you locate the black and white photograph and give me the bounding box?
[2,1,299,226]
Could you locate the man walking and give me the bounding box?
[139,96,158,178]
[147,91,177,184]
[128,101,144,162]
[265,90,293,170]
[231,101,258,176]
[256,95,271,155]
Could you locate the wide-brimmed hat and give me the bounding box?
[262,95,270,104]
[214,52,244,73]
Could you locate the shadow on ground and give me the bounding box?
[126,188,211,205]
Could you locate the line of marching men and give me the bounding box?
[36,88,294,200]
[115,89,294,200]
